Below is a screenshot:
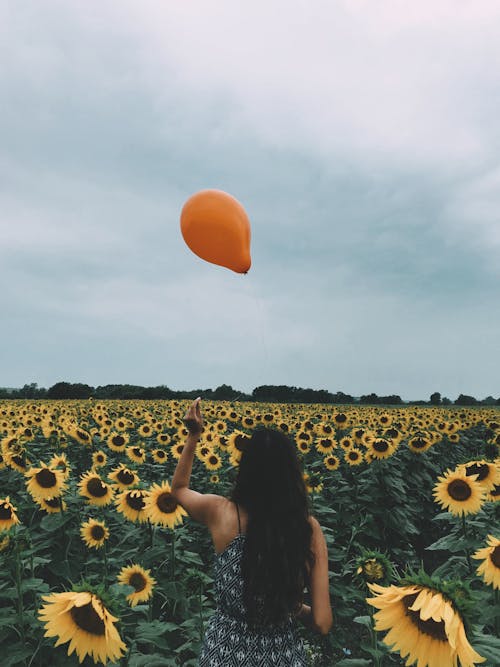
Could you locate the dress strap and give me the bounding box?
[235,502,241,536]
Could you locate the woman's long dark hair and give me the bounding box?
[230,427,314,628]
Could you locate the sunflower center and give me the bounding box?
[112,435,125,447]
[348,451,359,460]
[77,430,90,441]
[126,492,146,511]
[133,448,142,457]
[490,545,500,569]
[129,572,147,592]
[209,456,218,465]
[0,503,13,519]
[465,463,489,482]
[373,440,389,453]
[156,450,166,458]
[87,478,108,497]
[157,492,178,514]
[412,438,427,449]
[402,593,447,641]
[447,479,472,501]
[117,469,135,484]
[335,414,347,423]
[90,525,105,540]
[35,468,57,488]
[70,600,106,636]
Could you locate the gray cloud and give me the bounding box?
[1,1,499,399]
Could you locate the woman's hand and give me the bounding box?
[183,397,204,436]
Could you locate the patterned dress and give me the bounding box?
[199,506,307,666]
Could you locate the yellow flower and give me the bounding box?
[78,471,114,507]
[25,463,67,501]
[146,481,187,529]
[472,534,500,590]
[366,582,485,667]
[92,450,107,468]
[117,564,156,607]
[80,519,109,549]
[433,468,485,516]
[38,590,126,664]
[108,465,140,490]
[115,489,149,523]
[0,496,20,531]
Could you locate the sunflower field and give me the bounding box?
[1,399,499,667]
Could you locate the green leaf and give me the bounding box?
[353,615,372,629]
[470,631,500,666]
[334,659,372,666]
[128,654,177,667]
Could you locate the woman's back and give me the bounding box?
[199,501,308,666]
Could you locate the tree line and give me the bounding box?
[0,383,498,406]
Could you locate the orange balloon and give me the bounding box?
[180,189,251,273]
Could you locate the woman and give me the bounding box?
[171,398,332,666]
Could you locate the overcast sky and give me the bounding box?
[1,1,499,401]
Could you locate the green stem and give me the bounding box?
[461,514,473,575]
[171,530,176,580]
[103,540,109,589]
[14,533,27,661]
[495,589,499,637]
[368,605,382,667]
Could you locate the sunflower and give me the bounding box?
[80,519,109,549]
[486,483,500,502]
[345,448,364,466]
[242,416,255,429]
[472,534,500,589]
[156,432,171,446]
[25,463,67,501]
[117,564,156,607]
[433,468,485,516]
[367,438,395,461]
[461,460,500,492]
[79,471,114,506]
[366,581,485,667]
[92,450,107,468]
[315,422,334,437]
[108,465,140,490]
[0,496,20,531]
[49,453,71,480]
[303,473,323,494]
[332,412,349,430]
[296,439,311,455]
[408,434,432,454]
[170,442,185,460]
[227,431,250,463]
[356,551,393,584]
[70,426,92,447]
[339,436,354,450]
[107,432,129,452]
[146,481,187,529]
[115,488,149,523]
[324,454,340,470]
[316,437,336,454]
[205,452,222,471]
[38,590,126,664]
[210,474,220,484]
[6,450,31,473]
[126,445,146,465]
[152,448,168,464]
[137,423,154,438]
[38,496,66,514]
